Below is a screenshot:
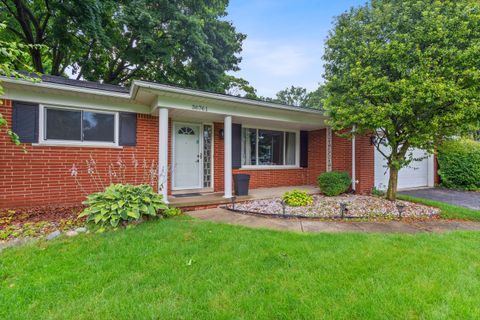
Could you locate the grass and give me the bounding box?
[397,194,480,221]
[1,217,480,319]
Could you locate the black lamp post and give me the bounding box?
[396,203,406,218]
[280,200,287,215]
[340,202,348,219]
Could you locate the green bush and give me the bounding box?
[282,189,313,207]
[317,171,351,196]
[163,207,183,218]
[79,184,168,228]
[437,138,480,191]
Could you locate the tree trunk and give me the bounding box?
[29,47,44,74]
[386,166,399,201]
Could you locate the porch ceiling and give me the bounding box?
[167,108,327,130]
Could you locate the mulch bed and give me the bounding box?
[0,205,85,241]
[226,194,440,220]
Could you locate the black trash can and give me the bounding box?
[233,174,250,196]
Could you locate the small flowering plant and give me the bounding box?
[79,184,168,228]
[281,189,313,207]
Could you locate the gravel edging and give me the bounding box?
[225,194,440,220]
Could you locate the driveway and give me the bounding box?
[398,188,480,210]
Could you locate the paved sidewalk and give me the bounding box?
[188,208,480,233]
[399,188,480,210]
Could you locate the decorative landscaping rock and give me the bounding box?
[46,230,61,240]
[75,227,87,233]
[227,194,439,219]
[65,230,78,237]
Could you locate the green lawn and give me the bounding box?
[1,217,480,319]
[397,194,480,221]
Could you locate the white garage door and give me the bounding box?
[374,145,433,190]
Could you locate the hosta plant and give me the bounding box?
[282,189,313,207]
[80,184,168,228]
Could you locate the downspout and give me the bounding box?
[352,125,356,192]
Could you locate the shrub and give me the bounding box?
[79,184,168,228]
[282,189,313,207]
[437,138,480,191]
[317,171,351,196]
[371,187,385,197]
[163,207,183,218]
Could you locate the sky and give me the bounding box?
[226,0,366,98]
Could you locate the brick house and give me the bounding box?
[0,76,436,209]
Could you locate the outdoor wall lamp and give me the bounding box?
[220,129,224,139]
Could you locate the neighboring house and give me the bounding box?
[0,76,436,209]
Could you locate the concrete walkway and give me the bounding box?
[399,188,480,210]
[188,208,480,233]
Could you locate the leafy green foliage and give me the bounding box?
[79,184,168,228]
[264,85,325,109]
[0,0,247,92]
[371,187,386,197]
[304,85,325,109]
[0,22,40,145]
[323,0,480,199]
[437,139,480,191]
[282,190,313,207]
[275,86,309,107]
[163,207,183,218]
[318,171,351,196]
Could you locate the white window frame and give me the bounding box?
[241,125,300,169]
[37,104,120,148]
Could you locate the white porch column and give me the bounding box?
[224,115,233,198]
[158,108,169,203]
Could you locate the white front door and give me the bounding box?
[173,123,202,189]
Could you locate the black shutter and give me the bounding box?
[232,123,242,169]
[12,101,39,143]
[119,112,137,146]
[300,130,309,168]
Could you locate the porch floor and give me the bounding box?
[169,185,319,209]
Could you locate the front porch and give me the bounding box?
[150,84,328,202]
[169,185,319,211]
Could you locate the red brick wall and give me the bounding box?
[0,99,163,208]
[330,131,374,194]
[306,129,327,185]
[355,135,375,193]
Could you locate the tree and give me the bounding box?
[0,22,39,145]
[304,85,325,110]
[264,85,325,109]
[0,0,247,91]
[223,75,257,99]
[323,0,480,200]
[275,86,309,107]
[0,0,109,76]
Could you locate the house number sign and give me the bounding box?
[192,104,208,112]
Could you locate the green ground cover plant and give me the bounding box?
[281,189,313,207]
[80,184,168,228]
